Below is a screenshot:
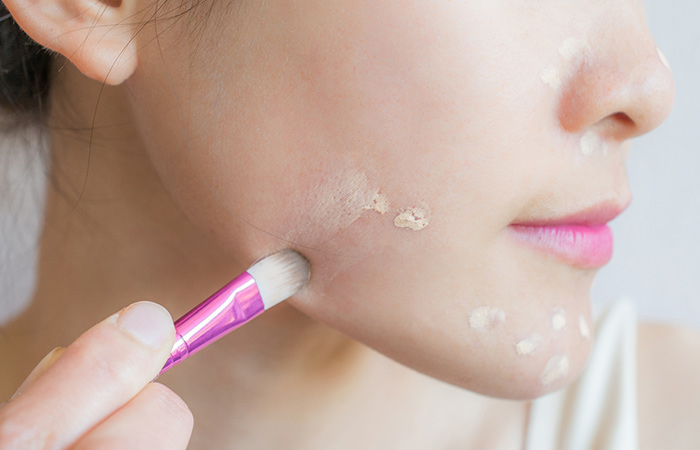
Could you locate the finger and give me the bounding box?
[11,347,66,400]
[0,301,175,450]
[73,383,193,450]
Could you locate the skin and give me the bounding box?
[0,0,697,448]
[125,0,672,397]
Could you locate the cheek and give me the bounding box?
[291,225,595,399]
[129,1,597,399]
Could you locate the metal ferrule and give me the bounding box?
[159,271,264,375]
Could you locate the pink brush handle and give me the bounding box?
[159,272,264,375]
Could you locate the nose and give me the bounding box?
[558,16,675,142]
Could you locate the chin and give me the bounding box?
[287,236,597,401]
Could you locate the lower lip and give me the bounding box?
[507,224,614,268]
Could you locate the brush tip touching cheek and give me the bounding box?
[117,0,674,406]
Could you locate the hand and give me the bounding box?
[0,301,193,449]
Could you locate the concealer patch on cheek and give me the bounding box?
[515,334,543,356]
[540,355,569,386]
[363,192,390,214]
[309,168,376,230]
[469,307,506,332]
[579,130,608,157]
[394,206,430,231]
[541,65,562,90]
[578,315,590,340]
[552,307,566,331]
[286,166,384,243]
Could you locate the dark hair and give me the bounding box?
[0,1,54,128]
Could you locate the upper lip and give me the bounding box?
[512,198,632,227]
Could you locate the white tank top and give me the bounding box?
[525,299,638,450]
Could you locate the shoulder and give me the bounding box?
[637,322,700,450]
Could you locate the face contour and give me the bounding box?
[125,0,674,399]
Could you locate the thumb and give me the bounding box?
[0,301,176,449]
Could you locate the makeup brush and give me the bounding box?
[159,249,310,374]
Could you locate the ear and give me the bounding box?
[4,0,139,84]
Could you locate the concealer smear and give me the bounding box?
[552,307,566,331]
[394,206,430,231]
[540,65,561,90]
[363,192,390,214]
[304,168,376,232]
[578,315,590,340]
[540,355,569,386]
[288,167,387,243]
[515,334,542,356]
[469,307,506,332]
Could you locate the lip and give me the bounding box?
[507,199,631,268]
[511,199,631,227]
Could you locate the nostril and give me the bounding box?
[610,112,634,127]
[557,40,676,142]
[594,112,637,141]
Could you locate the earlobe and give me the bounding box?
[3,0,139,84]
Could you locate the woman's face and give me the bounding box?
[127,0,674,398]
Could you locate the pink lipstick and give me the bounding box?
[508,200,630,268]
[508,224,613,268]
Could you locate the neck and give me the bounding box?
[3,58,529,449]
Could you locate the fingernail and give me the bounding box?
[12,347,65,399]
[117,301,174,350]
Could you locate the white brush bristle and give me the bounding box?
[246,250,310,309]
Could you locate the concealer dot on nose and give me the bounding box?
[541,65,561,90]
[657,48,671,72]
